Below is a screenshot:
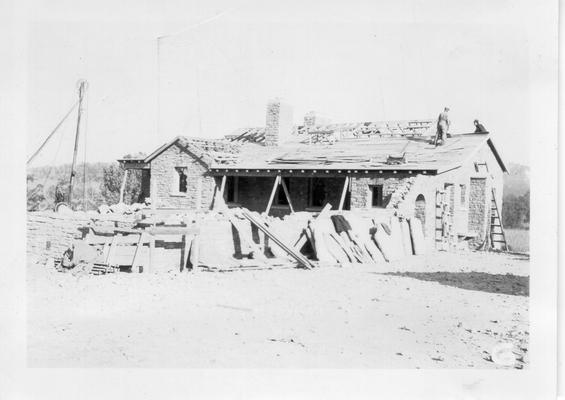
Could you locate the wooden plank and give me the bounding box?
[265,175,281,215]
[292,230,308,251]
[189,235,199,270]
[182,234,194,271]
[229,215,268,261]
[280,176,294,213]
[146,226,201,236]
[241,210,314,269]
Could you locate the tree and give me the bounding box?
[27,174,46,211]
[502,191,530,229]
[100,163,143,205]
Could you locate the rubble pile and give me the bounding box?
[27,209,137,262]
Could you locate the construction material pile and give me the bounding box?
[53,204,427,275]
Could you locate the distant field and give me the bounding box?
[505,229,529,253]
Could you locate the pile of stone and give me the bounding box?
[97,202,147,215]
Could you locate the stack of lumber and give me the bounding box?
[269,154,371,165]
[301,209,425,265]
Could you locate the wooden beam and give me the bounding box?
[241,210,315,269]
[338,176,350,211]
[265,175,281,215]
[280,176,294,213]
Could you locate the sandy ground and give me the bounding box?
[27,251,529,369]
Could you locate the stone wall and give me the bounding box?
[27,211,135,260]
[150,143,216,210]
[349,175,411,209]
[468,177,487,236]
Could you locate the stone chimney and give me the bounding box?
[303,111,331,130]
[304,111,317,128]
[264,98,293,146]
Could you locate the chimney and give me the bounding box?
[303,111,331,131]
[264,98,293,146]
[304,111,316,129]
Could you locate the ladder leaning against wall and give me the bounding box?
[488,188,509,251]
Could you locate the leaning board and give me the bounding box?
[409,218,426,255]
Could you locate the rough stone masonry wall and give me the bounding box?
[150,144,216,210]
[264,99,293,146]
[349,175,411,209]
[264,100,281,147]
[468,177,487,236]
[27,211,135,261]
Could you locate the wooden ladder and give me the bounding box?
[489,188,509,251]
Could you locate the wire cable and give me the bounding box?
[27,100,79,165]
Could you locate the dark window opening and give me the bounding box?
[371,185,384,208]
[224,176,238,203]
[275,178,290,206]
[309,178,327,207]
[176,167,187,193]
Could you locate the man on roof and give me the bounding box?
[474,119,487,133]
[435,107,450,146]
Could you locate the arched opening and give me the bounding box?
[415,194,426,235]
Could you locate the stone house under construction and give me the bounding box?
[118,100,507,250]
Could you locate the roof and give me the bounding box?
[118,136,240,167]
[211,133,508,174]
[118,129,507,176]
[226,119,435,144]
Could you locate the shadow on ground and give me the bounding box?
[381,271,529,297]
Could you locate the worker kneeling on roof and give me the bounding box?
[474,119,487,133]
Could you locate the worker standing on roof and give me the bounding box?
[474,119,487,133]
[435,107,451,145]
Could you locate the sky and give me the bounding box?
[24,0,553,167]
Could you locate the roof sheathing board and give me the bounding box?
[210,134,489,173]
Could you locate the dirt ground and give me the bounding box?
[27,251,529,369]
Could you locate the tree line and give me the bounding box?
[27,162,143,211]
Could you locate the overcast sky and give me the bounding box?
[25,0,553,167]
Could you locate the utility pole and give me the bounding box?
[68,80,87,208]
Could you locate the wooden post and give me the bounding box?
[265,175,281,215]
[68,80,87,207]
[131,232,144,273]
[338,176,350,211]
[280,177,294,213]
[105,233,122,267]
[219,175,227,196]
[119,169,129,204]
[213,175,227,210]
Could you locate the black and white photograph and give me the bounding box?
[1,0,559,398]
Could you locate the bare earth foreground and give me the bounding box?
[27,251,529,369]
